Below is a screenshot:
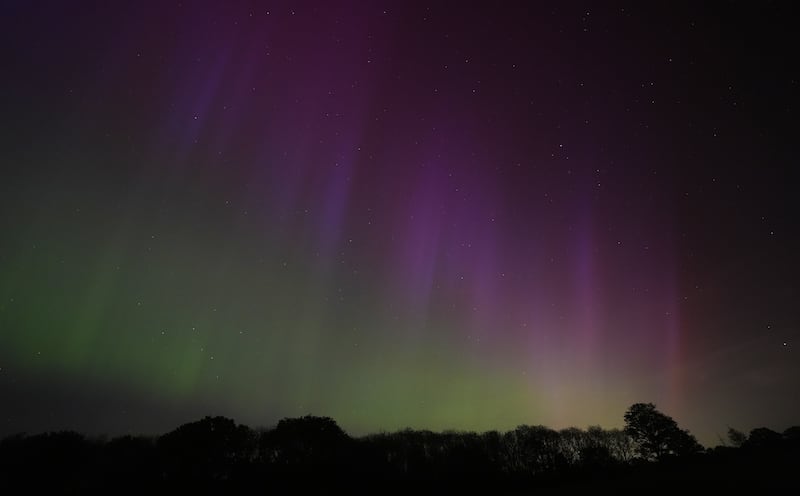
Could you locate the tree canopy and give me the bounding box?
[623,403,702,460]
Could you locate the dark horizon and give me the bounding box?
[2,388,797,451]
[3,405,799,493]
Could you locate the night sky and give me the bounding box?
[1,1,798,446]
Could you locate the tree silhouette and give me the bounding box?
[623,403,702,460]
[260,415,351,470]
[503,425,566,475]
[157,416,256,482]
[5,414,800,492]
[0,431,97,491]
[101,435,159,488]
[726,427,747,447]
[783,426,800,443]
[744,427,782,450]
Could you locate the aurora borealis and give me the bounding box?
[1,2,798,445]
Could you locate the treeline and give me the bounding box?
[0,403,797,493]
